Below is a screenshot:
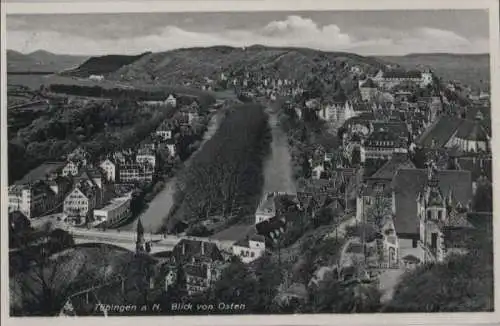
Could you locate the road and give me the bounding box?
[262,106,296,194]
[118,110,225,233]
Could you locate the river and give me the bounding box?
[118,110,225,233]
[119,99,296,234]
[262,106,297,194]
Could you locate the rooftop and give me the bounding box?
[94,197,130,213]
[417,115,463,148]
[234,234,266,247]
[383,70,422,79]
[454,119,489,142]
[369,155,415,180]
[16,161,66,185]
[392,168,472,234]
[360,78,378,88]
[173,239,224,262]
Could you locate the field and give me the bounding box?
[7,74,53,90]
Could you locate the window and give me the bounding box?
[412,239,418,248]
[251,252,255,258]
[438,210,443,220]
[426,210,432,220]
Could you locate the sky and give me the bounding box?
[6,10,490,56]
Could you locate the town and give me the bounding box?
[8,46,493,316]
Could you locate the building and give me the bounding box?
[418,112,491,154]
[232,235,266,263]
[67,146,90,166]
[92,196,131,226]
[165,94,177,107]
[316,101,358,129]
[8,181,56,218]
[89,75,104,82]
[16,161,65,184]
[392,165,472,264]
[172,239,225,295]
[47,176,72,203]
[359,78,378,101]
[119,162,154,184]
[445,112,490,153]
[372,69,433,89]
[63,180,98,225]
[165,139,177,157]
[155,121,175,141]
[100,158,118,182]
[136,148,157,169]
[142,94,177,108]
[255,192,279,224]
[182,101,200,125]
[62,160,81,177]
[361,129,408,160]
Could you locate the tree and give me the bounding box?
[185,223,212,237]
[211,257,256,311]
[384,224,493,312]
[10,228,78,316]
[252,254,282,313]
[473,181,493,212]
[309,271,381,313]
[365,195,392,230]
[351,147,361,166]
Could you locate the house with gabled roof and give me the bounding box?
[172,239,225,295]
[8,181,57,218]
[62,160,82,177]
[232,234,266,264]
[359,78,378,101]
[63,180,98,225]
[100,158,118,182]
[155,120,176,141]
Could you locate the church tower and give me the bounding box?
[417,161,446,262]
[136,218,145,253]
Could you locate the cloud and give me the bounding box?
[7,15,488,56]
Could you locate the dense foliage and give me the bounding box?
[168,103,271,228]
[62,52,151,77]
[384,221,494,312]
[209,254,282,314]
[9,98,173,183]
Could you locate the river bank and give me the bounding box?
[117,109,225,233]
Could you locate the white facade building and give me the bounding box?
[92,197,131,226]
[166,94,177,108]
[62,161,80,177]
[100,159,117,182]
[232,235,267,263]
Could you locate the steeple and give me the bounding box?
[446,189,455,208]
[136,218,145,252]
[425,160,443,207]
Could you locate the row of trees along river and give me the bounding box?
[119,94,297,235]
[164,102,272,233]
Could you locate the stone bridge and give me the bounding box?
[67,227,236,254]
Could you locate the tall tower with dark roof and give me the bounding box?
[136,218,145,252]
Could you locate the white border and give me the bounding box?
[2,1,499,325]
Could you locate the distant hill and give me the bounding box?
[374,53,490,91]
[7,49,88,73]
[104,45,387,96]
[62,52,152,77]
